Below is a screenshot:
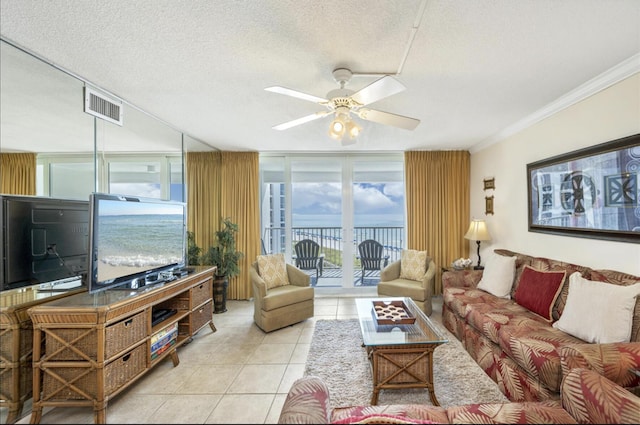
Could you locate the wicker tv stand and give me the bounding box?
[27,266,216,424]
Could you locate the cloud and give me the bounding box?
[292,182,403,215]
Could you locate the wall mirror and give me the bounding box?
[0,38,215,424]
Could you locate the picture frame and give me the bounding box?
[485,196,494,215]
[483,178,495,190]
[526,133,640,243]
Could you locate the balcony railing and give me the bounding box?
[262,226,404,286]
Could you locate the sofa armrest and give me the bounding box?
[286,264,312,287]
[442,269,483,290]
[561,368,640,424]
[278,376,331,424]
[380,260,401,281]
[559,342,640,390]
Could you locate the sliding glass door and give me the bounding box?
[259,153,404,290]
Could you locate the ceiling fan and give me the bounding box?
[265,68,420,145]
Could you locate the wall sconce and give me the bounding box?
[464,219,492,270]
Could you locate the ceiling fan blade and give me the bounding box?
[265,86,328,104]
[272,110,332,130]
[350,76,406,106]
[356,108,420,130]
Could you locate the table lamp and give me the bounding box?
[464,219,491,270]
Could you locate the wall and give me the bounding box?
[469,73,640,276]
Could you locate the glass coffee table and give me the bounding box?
[355,297,448,405]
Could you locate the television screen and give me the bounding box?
[88,193,187,294]
[0,195,89,291]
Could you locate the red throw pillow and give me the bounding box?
[514,265,566,322]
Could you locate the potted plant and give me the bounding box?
[200,217,243,313]
[187,231,202,266]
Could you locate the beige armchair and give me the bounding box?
[250,261,314,332]
[376,258,436,316]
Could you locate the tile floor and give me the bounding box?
[16,289,444,424]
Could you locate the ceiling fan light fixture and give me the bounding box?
[345,119,362,139]
[329,116,346,140]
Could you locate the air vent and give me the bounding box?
[84,86,123,126]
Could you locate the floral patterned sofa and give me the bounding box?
[278,368,640,424]
[441,248,640,402]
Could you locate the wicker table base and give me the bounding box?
[367,343,441,405]
[355,297,448,406]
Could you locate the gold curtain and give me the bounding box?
[186,151,222,253]
[404,151,470,294]
[0,153,37,195]
[219,152,260,300]
[186,151,259,300]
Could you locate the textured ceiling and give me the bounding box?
[1,0,639,153]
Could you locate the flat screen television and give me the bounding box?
[0,195,89,292]
[88,193,187,294]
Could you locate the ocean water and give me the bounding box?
[98,214,184,267]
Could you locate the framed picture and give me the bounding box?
[483,178,495,190]
[485,196,494,215]
[527,133,640,243]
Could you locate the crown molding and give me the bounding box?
[471,53,640,153]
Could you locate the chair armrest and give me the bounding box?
[561,368,640,424]
[249,263,267,298]
[559,342,640,390]
[421,260,436,294]
[278,376,331,424]
[442,269,483,290]
[287,264,312,287]
[380,260,401,281]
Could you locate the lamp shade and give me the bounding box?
[464,219,491,241]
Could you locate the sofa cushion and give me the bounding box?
[331,405,448,424]
[257,253,289,289]
[553,272,640,343]
[332,413,440,424]
[378,278,428,302]
[477,253,517,299]
[514,266,566,322]
[442,287,511,319]
[465,301,549,345]
[399,249,428,281]
[497,323,585,392]
[446,400,576,424]
[261,284,314,311]
[561,368,640,424]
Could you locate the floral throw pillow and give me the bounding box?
[257,253,289,289]
[399,249,428,281]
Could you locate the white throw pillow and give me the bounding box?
[257,253,290,290]
[552,272,640,343]
[476,253,517,299]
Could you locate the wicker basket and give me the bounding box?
[0,362,32,400]
[43,343,147,399]
[191,282,211,308]
[0,324,33,362]
[191,300,213,333]
[104,311,147,358]
[45,311,147,361]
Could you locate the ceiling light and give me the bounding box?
[329,107,361,142]
[328,116,346,140]
[345,119,361,139]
